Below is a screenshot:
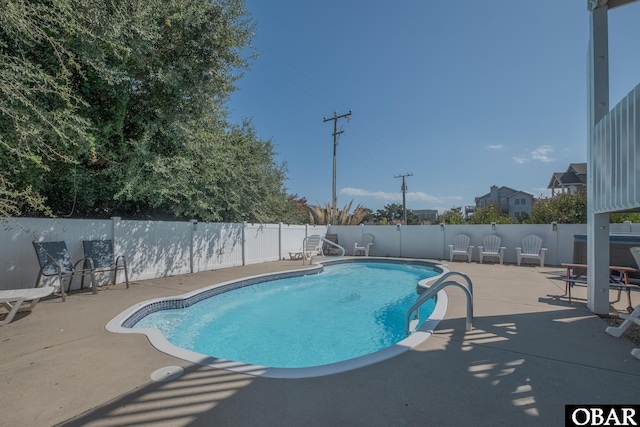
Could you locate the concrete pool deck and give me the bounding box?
[1,259,639,426]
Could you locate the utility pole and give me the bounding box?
[323,110,352,224]
[394,173,413,224]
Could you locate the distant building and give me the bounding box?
[474,185,535,220]
[547,163,587,196]
[412,209,438,224]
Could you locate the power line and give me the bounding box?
[394,173,413,224]
[323,110,352,224]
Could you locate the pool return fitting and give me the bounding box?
[405,271,473,335]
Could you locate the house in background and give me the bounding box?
[475,185,535,221]
[412,209,438,224]
[547,163,587,196]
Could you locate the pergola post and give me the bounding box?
[587,3,610,314]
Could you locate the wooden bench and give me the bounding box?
[561,263,639,308]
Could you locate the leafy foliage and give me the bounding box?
[1,0,297,223]
[439,207,465,224]
[308,201,368,225]
[469,202,512,224]
[374,203,420,225]
[281,194,309,225]
[528,192,587,224]
[610,212,640,223]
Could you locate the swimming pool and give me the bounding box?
[107,258,448,378]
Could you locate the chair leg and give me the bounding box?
[124,263,129,288]
[59,272,67,302]
[0,299,27,325]
[115,259,130,289]
[90,271,97,294]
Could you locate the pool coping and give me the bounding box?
[105,257,449,379]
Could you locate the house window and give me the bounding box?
[520,198,526,205]
[515,199,520,205]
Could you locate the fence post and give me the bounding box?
[190,219,197,274]
[440,223,446,261]
[551,221,558,266]
[279,222,283,261]
[111,217,121,258]
[242,221,247,266]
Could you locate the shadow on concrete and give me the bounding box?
[58,305,640,427]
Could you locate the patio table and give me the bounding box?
[561,262,638,308]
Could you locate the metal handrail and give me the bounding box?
[405,271,473,335]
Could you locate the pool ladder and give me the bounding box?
[302,236,345,265]
[405,272,474,336]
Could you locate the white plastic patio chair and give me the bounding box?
[354,233,374,256]
[477,235,506,265]
[515,235,547,267]
[605,304,640,360]
[448,234,474,262]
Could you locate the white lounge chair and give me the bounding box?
[478,235,506,265]
[605,304,640,360]
[515,235,547,267]
[0,286,55,325]
[354,233,374,256]
[448,234,474,262]
[303,235,324,263]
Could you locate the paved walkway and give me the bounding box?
[1,259,638,427]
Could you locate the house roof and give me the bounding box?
[475,186,532,203]
[507,190,534,199]
[568,163,587,176]
[591,0,638,10]
[548,163,587,188]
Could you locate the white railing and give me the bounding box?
[3,217,640,291]
[591,84,640,213]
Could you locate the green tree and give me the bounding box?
[2,0,298,223]
[610,212,640,223]
[469,202,512,224]
[44,0,256,220]
[439,207,465,224]
[529,192,587,224]
[280,194,309,225]
[0,0,139,217]
[374,203,420,225]
[360,207,375,224]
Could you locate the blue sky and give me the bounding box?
[227,1,640,214]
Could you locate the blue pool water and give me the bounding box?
[132,262,438,369]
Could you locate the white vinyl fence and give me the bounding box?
[329,222,640,266]
[2,217,640,291]
[0,217,327,291]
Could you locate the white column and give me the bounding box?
[587,4,610,314]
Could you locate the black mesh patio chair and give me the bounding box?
[32,241,96,302]
[82,240,129,290]
[323,233,342,255]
